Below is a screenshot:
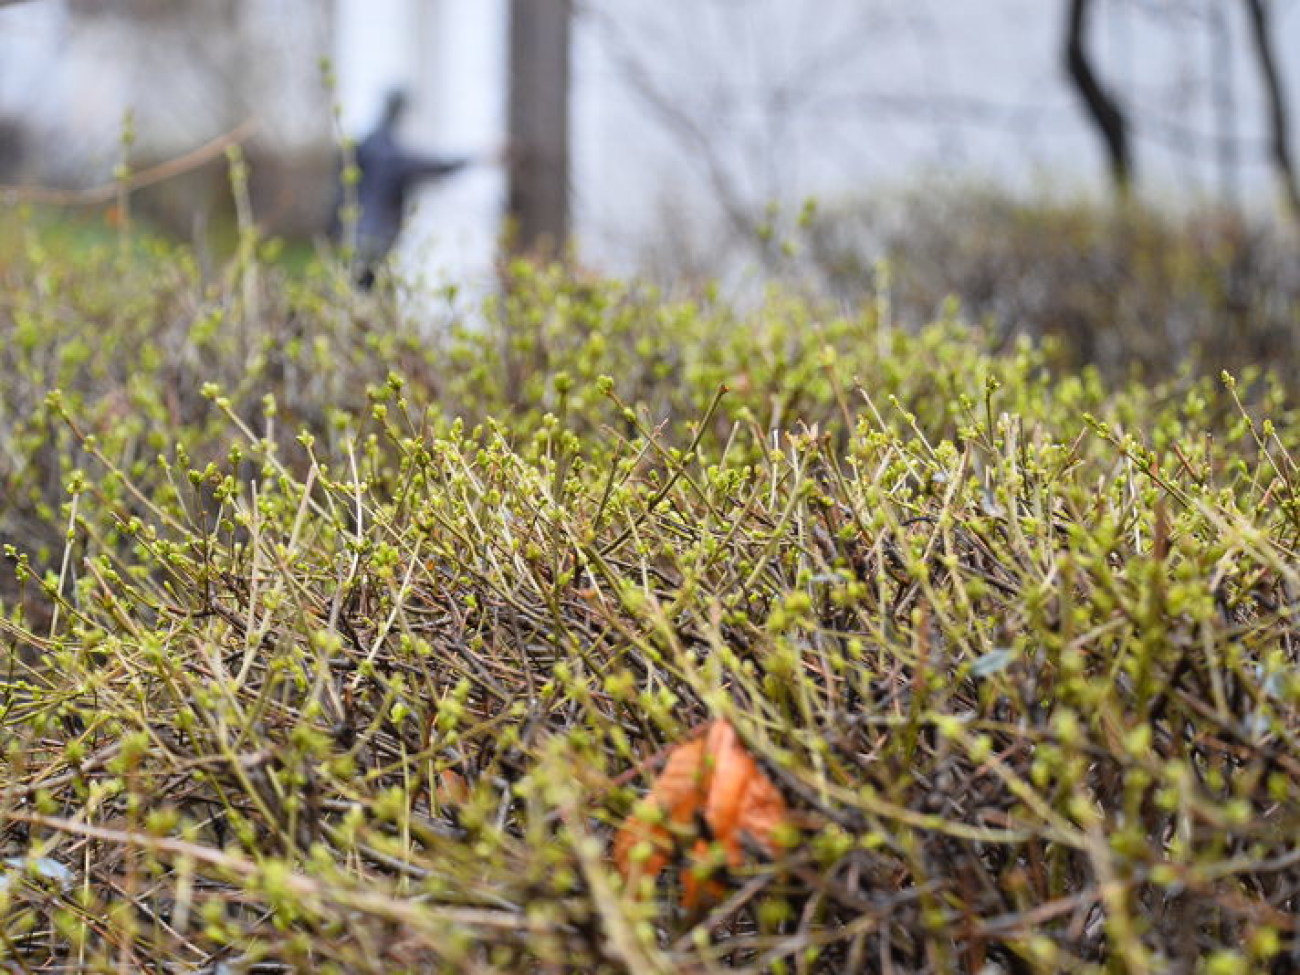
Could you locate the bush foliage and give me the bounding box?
[3,218,1300,973]
[794,187,1300,386]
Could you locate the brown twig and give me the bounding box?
[0,117,260,207]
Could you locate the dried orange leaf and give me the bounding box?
[614,720,792,909]
[680,837,728,911]
[613,736,708,884]
[435,769,470,807]
[701,720,751,862]
[702,720,788,864]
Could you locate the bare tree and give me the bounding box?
[1064,0,1132,195]
[506,0,571,257]
[1242,0,1300,220]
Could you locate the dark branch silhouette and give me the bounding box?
[1064,0,1132,195]
[1243,0,1300,220]
[0,118,258,206]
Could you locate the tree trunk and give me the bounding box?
[1243,0,1300,221]
[1064,0,1132,195]
[506,0,570,258]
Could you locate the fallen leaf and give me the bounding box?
[435,769,470,807]
[703,720,788,860]
[613,736,707,885]
[614,719,791,909]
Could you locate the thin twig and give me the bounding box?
[0,118,260,207]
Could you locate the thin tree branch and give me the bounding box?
[587,8,760,244]
[1064,0,1133,195]
[1243,0,1300,220]
[0,117,259,207]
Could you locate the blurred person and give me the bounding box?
[332,89,478,290]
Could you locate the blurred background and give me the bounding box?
[0,0,1298,371]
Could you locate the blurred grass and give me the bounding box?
[1,201,1299,972]
[0,206,126,263]
[0,202,317,276]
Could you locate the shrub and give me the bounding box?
[2,217,1300,972]
[796,185,1300,386]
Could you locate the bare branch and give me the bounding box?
[587,8,760,245]
[1243,0,1300,221]
[1064,0,1133,194]
[0,117,259,207]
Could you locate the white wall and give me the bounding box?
[573,0,1300,272]
[403,0,506,291]
[0,0,331,181]
[333,0,505,292]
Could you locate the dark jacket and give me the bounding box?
[350,125,467,262]
[330,95,469,280]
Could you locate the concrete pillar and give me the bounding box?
[403,0,507,287]
[333,0,419,133]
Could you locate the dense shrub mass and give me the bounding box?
[796,187,1300,384]
[3,223,1300,973]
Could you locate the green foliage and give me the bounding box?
[797,185,1300,387]
[2,216,1300,972]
